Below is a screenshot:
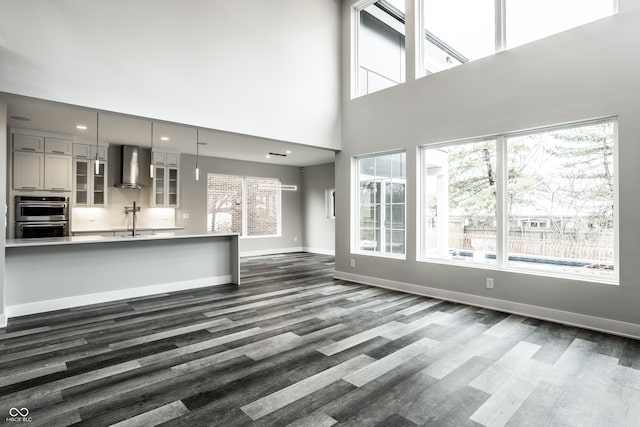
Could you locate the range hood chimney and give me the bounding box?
[115,145,150,189]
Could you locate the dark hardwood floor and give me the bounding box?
[1,252,640,426]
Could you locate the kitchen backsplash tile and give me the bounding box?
[72,187,175,231]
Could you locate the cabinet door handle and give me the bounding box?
[21,187,36,189]
[21,148,36,151]
[52,150,66,154]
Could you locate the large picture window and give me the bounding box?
[207,174,281,238]
[355,151,406,256]
[422,140,497,263]
[420,119,617,281]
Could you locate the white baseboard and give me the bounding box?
[240,246,303,258]
[0,314,6,328]
[303,247,335,256]
[5,275,232,318]
[334,270,640,340]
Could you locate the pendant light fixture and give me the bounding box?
[95,112,100,175]
[149,121,154,179]
[195,129,200,181]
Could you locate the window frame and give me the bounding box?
[352,150,407,259]
[207,173,282,239]
[418,117,619,284]
[414,0,617,79]
[351,0,407,99]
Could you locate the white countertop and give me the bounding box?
[71,226,185,233]
[6,231,238,248]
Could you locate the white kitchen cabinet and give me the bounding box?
[45,138,72,155]
[153,150,180,167]
[90,145,108,160]
[12,130,73,192]
[151,165,179,207]
[166,153,180,166]
[72,144,91,159]
[13,151,44,190]
[73,143,108,160]
[72,142,108,206]
[152,151,166,165]
[13,133,44,152]
[151,150,179,207]
[44,154,73,191]
[73,159,107,206]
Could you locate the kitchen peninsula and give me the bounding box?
[5,232,239,317]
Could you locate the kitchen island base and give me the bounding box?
[5,233,239,317]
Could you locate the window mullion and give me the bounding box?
[242,177,248,237]
[496,136,507,267]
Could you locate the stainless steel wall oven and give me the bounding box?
[15,196,70,238]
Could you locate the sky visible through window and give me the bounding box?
[506,0,615,48]
[425,0,614,57]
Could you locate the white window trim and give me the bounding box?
[351,0,375,99]
[418,117,619,284]
[352,150,407,259]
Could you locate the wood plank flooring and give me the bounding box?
[1,252,640,426]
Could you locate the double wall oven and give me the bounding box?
[15,196,70,238]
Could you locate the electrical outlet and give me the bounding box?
[293,236,298,242]
[486,278,494,289]
[350,259,356,268]
[182,213,190,220]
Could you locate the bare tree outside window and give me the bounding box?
[207,174,281,237]
[421,120,616,279]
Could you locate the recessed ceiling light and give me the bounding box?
[10,115,30,122]
[76,124,88,130]
[265,154,271,159]
[285,150,292,154]
[160,136,170,141]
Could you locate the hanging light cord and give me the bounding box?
[95,113,100,174]
[150,122,154,178]
[195,129,200,181]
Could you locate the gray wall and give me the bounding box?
[178,154,303,256]
[302,163,335,255]
[0,98,6,324]
[337,1,640,331]
[0,0,341,151]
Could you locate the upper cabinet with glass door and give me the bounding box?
[72,143,108,206]
[151,150,179,207]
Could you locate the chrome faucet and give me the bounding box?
[124,201,141,236]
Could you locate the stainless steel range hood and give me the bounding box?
[114,145,151,189]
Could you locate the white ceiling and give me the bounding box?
[3,93,336,167]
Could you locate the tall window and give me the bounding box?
[422,140,497,263]
[419,0,615,76]
[207,174,281,237]
[355,0,406,97]
[355,151,406,256]
[420,119,617,281]
[505,122,615,275]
